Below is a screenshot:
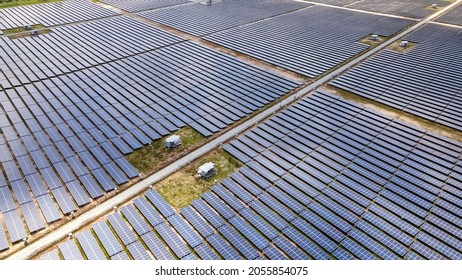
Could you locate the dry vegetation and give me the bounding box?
[156,148,242,209]
[387,40,417,53]
[0,0,61,9]
[126,126,205,174]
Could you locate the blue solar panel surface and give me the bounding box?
[331,24,462,131]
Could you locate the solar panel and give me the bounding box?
[414,235,448,261]
[239,208,279,241]
[51,187,77,215]
[340,238,377,260]
[40,249,61,260]
[3,210,27,243]
[59,239,84,260]
[404,251,425,260]
[258,193,296,222]
[65,180,91,207]
[230,216,270,250]
[417,231,462,260]
[134,197,165,227]
[212,185,246,212]
[292,217,337,253]
[154,222,191,259]
[194,243,220,260]
[40,167,62,190]
[0,187,17,213]
[230,172,263,196]
[206,233,242,260]
[78,174,104,199]
[25,174,48,197]
[218,224,259,260]
[240,165,273,188]
[332,247,356,260]
[0,0,117,30]
[348,228,400,260]
[120,205,151,236]
[36,194,61,223]
[92,221,124,257]
[248,200,289,231]
[274,179,313,206]
[356,218,408,257]
[145,190,176,218]
[167,214,203,248]
[191,198,226,229]
[111,251,131,260]
[20,202,45,233]
[92,168,116,192]
[283,226,329,260]
[0,222,9,251]
[180,206,215,238]
[76,230,107,260]
[181,253,198,260]
[202,192,236,220]
[273,235,309,260]
[141,231,175,260]
[126,241,152,260]
[300,210,345,243]
[221,178,254,204]
[263,245,287,260]
[267,186,305,213]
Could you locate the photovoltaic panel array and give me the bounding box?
[1,16,184,88]
[308,0,452,19]
[298,0,357,6]
[435,5,462,26]
[347,0,450,19]
[206,5,412,77]
[0,0,117,31]
[75,230,107,260]
[330,24,462,131]
[101,0,191,12]
[140,0,311,36]
[59,239,83,260]
[220,90,462,259]
[39,249,61,260]
[0,18,298,252]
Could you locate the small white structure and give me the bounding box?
[198,162,217,179]
[432,4,438,9]
[371,34,378,41]
[24,24,31,30]
[165,135,182,149]
[400,40,409,48]
[30,30,39,36]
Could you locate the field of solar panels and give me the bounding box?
[1,0,462,260]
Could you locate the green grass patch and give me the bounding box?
[157,148,242,209]
[0,0,62,9]
[126,126,205,174]
[7,28,52,40]
[2,24,44,34]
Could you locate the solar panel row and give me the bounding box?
[102,0,191,12]
[0,0,117,30]
[1,21,299,251]
[220,90,462,259]
[141,0,311,36]
[2,16,184,88]
[331,24,462,131]
[206,5,412,77]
